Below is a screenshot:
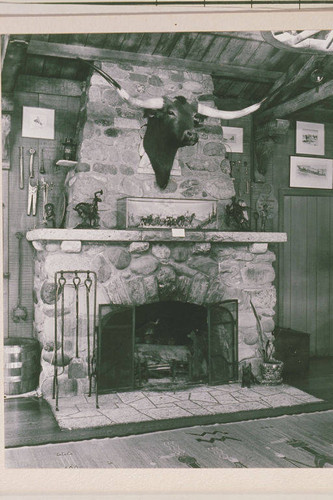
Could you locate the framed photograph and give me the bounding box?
[290,156,333,189]
[22,106,55,140]
[222,126,243,153]
[296,121,324,156]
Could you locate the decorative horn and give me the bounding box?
[197,99,266,119]
[78,58,164,110]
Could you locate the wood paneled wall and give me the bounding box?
[272,120,333,357]
[3,84,80,338]
[279,190,333,356]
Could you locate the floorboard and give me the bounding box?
[5,410,333,468]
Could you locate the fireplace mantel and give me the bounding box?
[26,228,287,245]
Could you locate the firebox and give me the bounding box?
[97,300,238,393]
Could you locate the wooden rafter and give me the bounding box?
[263,55,323,108]
[255,79,333,124]
[27,40,283,84]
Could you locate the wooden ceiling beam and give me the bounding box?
[15,74,82,97]
[255,79,333,124]
[262,55,321,108]
[27,40,283,84]
[2,35,31,93]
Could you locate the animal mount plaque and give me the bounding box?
[79,59,264,189]
[123,197,217,230]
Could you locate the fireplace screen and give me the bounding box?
[97,300,238,393]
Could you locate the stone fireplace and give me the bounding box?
[25,58,287,400]
[27,229,286,399]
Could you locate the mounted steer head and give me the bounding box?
[81,60,264,189]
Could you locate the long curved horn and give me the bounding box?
[78,58,164,110]
[197,99,266,119]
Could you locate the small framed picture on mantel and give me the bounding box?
[296,121,324,156]
[290,156,333,190]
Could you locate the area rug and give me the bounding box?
[6,409,333,468]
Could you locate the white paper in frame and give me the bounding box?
[290,156,333,189]
[22,106,55,140]
[296,121,325,156]
[222,126,243,153]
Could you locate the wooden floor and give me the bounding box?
[5,410,333,468]
[5,357,333,449]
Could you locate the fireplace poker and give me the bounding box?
[11,232,28,323]
[19,147,24,189]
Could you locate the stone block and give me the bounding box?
[171,245,189,262]
[188,274,209,304]
[238,310,257,329]
[42,374,78,398]
[203,175,235,200]
[114,117,141,130]
[143,275,159,303]
[250,287,276,311]
[192,243,211,255]
[157,266,177,292]
[152,244,171,260]
[249,243,268,254]
[203,142,226,157]
[93,163,118,175]
[68,358,87,379]
[33,241,44,251]
[40,281,60,305]
[185,158,219,172]
[91,254,112,283]
[106,246,131,270]
[241,327,258,346]
[130,255,159,275]
[45,243,60,252]
[188,255,218,278]
[126,277,146,305]
[262,317,275,333]
[129,242,150,254]
[241,263,275,287]
[176,275,191,301]
[61,241,82,253]
[106,276,131,304]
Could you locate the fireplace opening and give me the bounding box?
[97,300,238,393]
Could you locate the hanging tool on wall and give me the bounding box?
[27,147,38,216]
[28,148,36,178]
[12,232,28,323]
[19,147,24,189]
[40,178,53,223]
[39,148,46,174]
[27,182,38,216]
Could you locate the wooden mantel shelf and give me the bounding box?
[26,228,287,244]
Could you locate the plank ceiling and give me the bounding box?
[2,31,333,122]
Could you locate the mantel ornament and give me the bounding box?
[74,190,103,229]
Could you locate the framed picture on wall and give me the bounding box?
[290,156,333,189]
[22,106,55,140]
[296,121,324,156]
[222,126,243,153]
